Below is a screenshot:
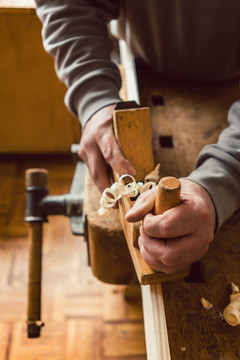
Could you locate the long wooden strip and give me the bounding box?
[118,40,171,360]
[141,285,171,360]
[141,177,181,360]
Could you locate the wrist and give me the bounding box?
[180,179,216,233]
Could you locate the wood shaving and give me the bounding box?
[144,164,161,183]
[231,282,240,294]
[98,168,160,217]
[200,297,213,310]
[223,282,240,326]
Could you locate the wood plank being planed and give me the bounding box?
[116,40,172,360]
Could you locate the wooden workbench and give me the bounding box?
[85,61,240,359]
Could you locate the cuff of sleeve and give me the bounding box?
[65,78,122,128]
[182,157,240,232]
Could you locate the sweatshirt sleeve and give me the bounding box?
[34,0,122,127]
[185,100,240,231]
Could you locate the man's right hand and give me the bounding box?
[78,104,136,193]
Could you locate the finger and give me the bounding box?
[78,140,88,164]
[86,144,111,193]
[97,129,136,176]
[140,230,190,267]
[138,236,181,274]
[142,202,200,239]
[140,226,209,268]
[125,187,158,222]
[139,225,166,254]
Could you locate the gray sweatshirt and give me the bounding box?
[35,0,240,231]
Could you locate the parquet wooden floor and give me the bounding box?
[0,155,146,360]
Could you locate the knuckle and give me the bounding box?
[78,145,85,161]
[140,246,149,264]
[142,219,150,234]
[102,144,114,162]
[162,256,175,268]
[160,218,173,238]
[139,236,150,254]
[142,216,155,235]
[78,139,93,162]
[80,135,91,151]
[78,146,83,158]
[84,138,93,151]
[161,250,178,268]
[163,267,178,275]
[89,166,98,181]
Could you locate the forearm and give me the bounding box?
[35,0,122,126]
[185,101,240,230]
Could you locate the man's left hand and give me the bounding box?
[125,179,216,274]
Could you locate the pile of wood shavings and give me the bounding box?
[98,164,161,217]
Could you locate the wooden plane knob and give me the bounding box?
[154,176,181,215]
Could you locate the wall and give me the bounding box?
[0,1,80,153]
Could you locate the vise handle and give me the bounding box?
[25,169,48,338]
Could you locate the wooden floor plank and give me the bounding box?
[0,249,13,287]
[10,321,64,360]
[103,285,143,322]
[0,321,12,360]
[65,318,103,360]
[103,322,146,357]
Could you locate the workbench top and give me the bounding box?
[137,61,240,359]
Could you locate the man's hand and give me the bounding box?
[78,104,136,192]
[125,179,216,274]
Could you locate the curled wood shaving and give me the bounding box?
[144,164,161,183]
[231,282,240,294]
[98,169,160,217]
[223,282,240,326]
[200,297,213,310]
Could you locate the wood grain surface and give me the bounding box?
[137,61,240,360]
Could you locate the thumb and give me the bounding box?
[125,187,157,222]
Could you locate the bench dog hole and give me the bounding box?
[159,135,174,148]
[151,95,165,106]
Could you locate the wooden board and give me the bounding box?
[141,285,170,360]
[113,107,154,182]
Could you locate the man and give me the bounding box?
[35,0,240,274]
